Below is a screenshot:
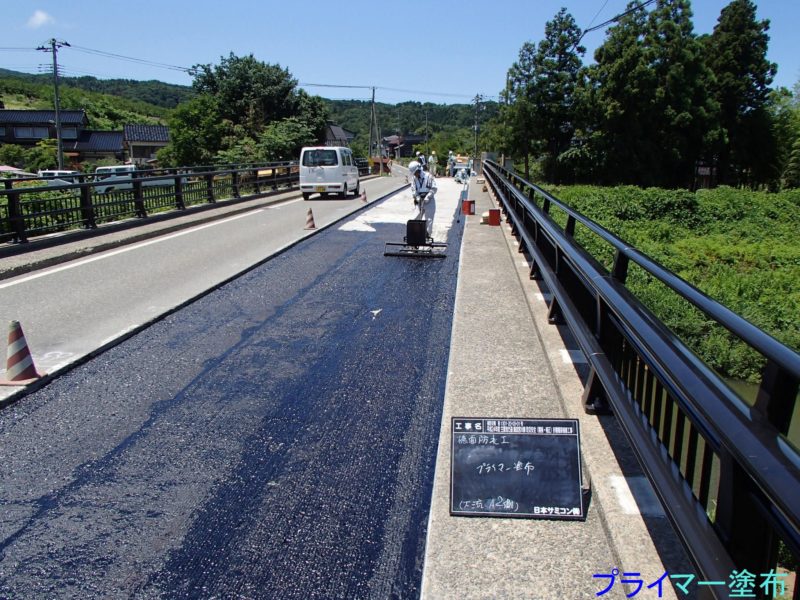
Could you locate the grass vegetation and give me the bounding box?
[544,184,800,384]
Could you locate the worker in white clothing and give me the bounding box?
[408,160,437,237]
[428,151,438,176]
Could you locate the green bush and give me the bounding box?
[543,184,800,382]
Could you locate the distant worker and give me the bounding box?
[447,151,455,177]
[408,160,438,237]
[428,151,438,176]
[416,151,427,171]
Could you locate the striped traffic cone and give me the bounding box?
[0,320,42,386]
[360,190,367,203]
[304,208,316,230]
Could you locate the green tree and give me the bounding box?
[525,8,586,182]
[24,139,58,172]
[580,3,655,184]
[644,0,720,188]
[0,143,27,169]
[160,94,228,166]
[256,117,317,162]
[163,54,328,167]
[504,42,540,180]
[295,90,329,142]
[192,53,299,138]
[784,136,800,188]
[706,0,777,186]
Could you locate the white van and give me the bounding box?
[299,146,360,200]
[93,165,173,194]
[38,169,80,185]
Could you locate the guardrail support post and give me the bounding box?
[132,173,146,218]
[174,171,185,210]
[206,174,215,204]
[715,455,778,585]
[254,169,261,195]
[80,185,97,229]
[611,251,629,284]
[754,361,798,435]
[582,367,611,414]
[232,171,240,198]
[5,182,28,243]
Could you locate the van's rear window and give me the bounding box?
[303,150,338,167]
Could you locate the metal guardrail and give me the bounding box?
[483,160,799,599]
[0,162,299,244]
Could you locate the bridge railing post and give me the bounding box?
[5,181,28,243]
[132,172,146,218]
[80,184,97,229]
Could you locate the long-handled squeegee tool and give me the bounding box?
[384,219,447,258]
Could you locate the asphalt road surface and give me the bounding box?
[0,176,407,382]
[0,186,464,599]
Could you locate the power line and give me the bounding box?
[68,44,192,73]
[581,0,657,36]
[574,0,657,52]
[301,82,497,102]
[301,82,373,90]
[586,0,612,30]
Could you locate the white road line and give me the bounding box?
[268,198,303,208]
[0,210,264,290]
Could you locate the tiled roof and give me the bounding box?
[324,124,349,143]
[66,130,123,153]
[0,109,88,126]
[124,124,170,143]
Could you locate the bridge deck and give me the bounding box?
[0,175,696,598]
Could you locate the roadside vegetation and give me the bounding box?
[545,184,800,382]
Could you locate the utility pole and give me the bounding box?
[425,108,429,156]
[37,39,70,170]
[369,87,383,176]
[473,94,483,166]
[368,87,375,160]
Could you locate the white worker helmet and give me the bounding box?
[408,161,420,175]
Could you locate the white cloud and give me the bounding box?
[27,10,55,29]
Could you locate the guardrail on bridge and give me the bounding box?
[482,160,799,599]
[0,162,301,244]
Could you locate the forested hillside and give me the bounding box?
[0,71,171,128]
[326,99,497,139]
[0,68,192,109]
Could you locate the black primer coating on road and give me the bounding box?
[0,203,463,599]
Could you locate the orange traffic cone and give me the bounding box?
[304,208,316,230]
[1,320,42,385]
[360,190,367,203]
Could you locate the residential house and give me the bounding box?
[383,133,426,158]
[323,122,355,147]
[0,109,167,165]
[0,109,89,152]
[124,124,170,165]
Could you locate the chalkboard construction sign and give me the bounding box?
[450,417,585,520]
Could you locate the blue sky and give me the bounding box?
[3,1,798,105]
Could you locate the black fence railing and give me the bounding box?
[0,162,299,244]
[483,160,799,599]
